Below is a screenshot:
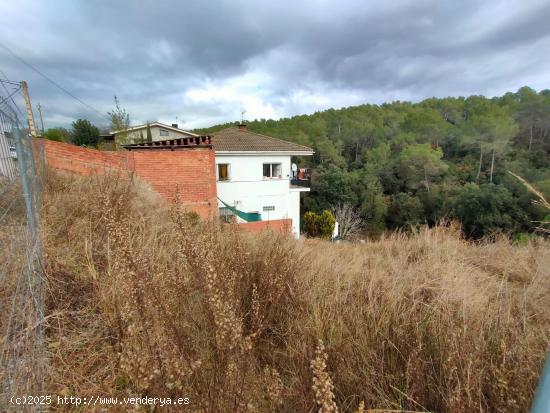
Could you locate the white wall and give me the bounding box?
[149,126,194,142]
[119,125,194,144]
[215,153,306,238]
[287,190,302,239]
[0,130,17,180]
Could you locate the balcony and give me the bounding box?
[290,178,310,188]
[290,166,311,191]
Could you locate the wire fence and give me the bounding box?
[0,80,44,411]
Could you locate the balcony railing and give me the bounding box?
[290,178,310,188]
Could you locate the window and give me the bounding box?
[263,163,282,179]
[263,206,275,211]
[219,207,235,223]
[217,163,230,181]
[159,129,169,136]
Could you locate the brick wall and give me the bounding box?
[238,219,292,235]
[33,139,217,218]
[131,150,217,217]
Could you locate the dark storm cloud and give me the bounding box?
[0,0,548,129]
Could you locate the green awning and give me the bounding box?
[217,197,262,222]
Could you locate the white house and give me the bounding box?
[212,125,313,239]
[106,122,198,147]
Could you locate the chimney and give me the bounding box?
[238,123,247,131]
[172,123,178,128]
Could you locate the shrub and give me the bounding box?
[303,210,336,239]
[449,183,529,238]
[304,211,320,237]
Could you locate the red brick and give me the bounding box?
[32,139,218,218]
[238,219,292,235]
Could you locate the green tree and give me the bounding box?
[71,119,101,147]
[396,144,449,192]
[449,183,528,238]
[359,174,388,236]
[146,122,153,143]
[108,96,130,145]
[515,86,550,151]
[43,127,70,142]
[312,135,346,166]
[387,193,424,228]
[465,107,518,182]
[403,107,449,147]
[306,165,359,212]
[363,142,391,174]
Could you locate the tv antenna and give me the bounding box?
[240,109,246,123]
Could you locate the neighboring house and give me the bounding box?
[212,125,313,239]
[0,129,18,180]
[103,122,198,148]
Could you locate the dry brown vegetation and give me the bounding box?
[38,171,550,412]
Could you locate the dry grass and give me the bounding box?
[38,171,550,412]
[293,226,550,412]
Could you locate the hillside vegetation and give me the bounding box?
[40,171,550,412]
[198,87,550,239]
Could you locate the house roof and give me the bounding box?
[212,127,314,154]
[121,135,212,150]
[111,122,199,137]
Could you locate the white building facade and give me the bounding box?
[109,122,197,146]
[213,127,313,239]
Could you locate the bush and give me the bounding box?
[43,127,70,142]
[71,119,101,147]
[387,192,425,228]
[303,211,320,237]
[449,183,529,238]
[303,210,336,239]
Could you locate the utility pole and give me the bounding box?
[21,81,37,137]
[37,103,45,135]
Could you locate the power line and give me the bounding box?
[0,84,21,108]
[0,41,109,121]
[0,69,24,118]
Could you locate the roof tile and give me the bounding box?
[212,127,313,153]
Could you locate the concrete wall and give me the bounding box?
[215,153,306,238]
[32,139,217,218]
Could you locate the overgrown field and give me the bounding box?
[39,171,550,412]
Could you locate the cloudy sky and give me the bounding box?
[0,0,549,130]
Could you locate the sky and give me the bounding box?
[0,0,549,130]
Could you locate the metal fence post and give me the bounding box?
[531,353,550,413]
[13,127,37,234]
[1,108,44,411]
